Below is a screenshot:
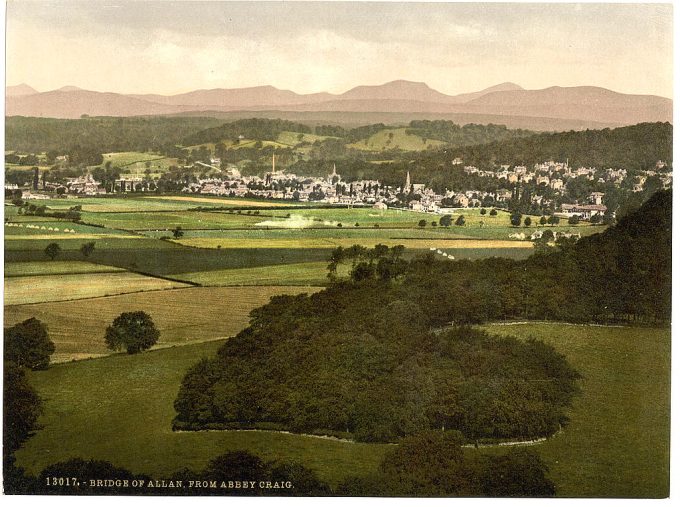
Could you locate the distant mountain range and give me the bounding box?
[5,80,672,128]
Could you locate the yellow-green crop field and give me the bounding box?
[4,260,124,277]
[5,285,319,363]
[4,272,189,305]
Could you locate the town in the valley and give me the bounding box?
[8,152,672,222]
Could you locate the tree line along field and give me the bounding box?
[13,322,669,497]
[5,285,319,363]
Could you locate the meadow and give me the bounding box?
[347,127,447,151]
[4,271,189,305]
[14,322,670,497]
[171,261,350,286]
[5,285,318,362]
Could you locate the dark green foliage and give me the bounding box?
[3,362,42,494]
[79,242,95,258]
[439,214,452,227]
[405,120,534,146]
[3,361,42,455]
[568,215,580,225]
[4,318,55,370]
[44,242,61,260]
[455,215,466,226]
[478,448,556,497]
[172,226,184,239]
[337,431,555,497]
[449,122,672,172]
[510,211,522,227]
[174,292,580,443]
[5,116,223,154]
[489,208,498,216]
[104,311,160,354]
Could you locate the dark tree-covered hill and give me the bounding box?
[446,122,672,171]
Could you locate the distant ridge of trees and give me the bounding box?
[446,121,673,171]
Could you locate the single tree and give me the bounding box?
[172,226,184,239]
[539,215,547,225]
[489,209,498,216]
[548,214,560,226]
[568,215,580,225]
[480,208,487,215]
[524,216,532,227]
[44,243,61,261]
[104,311,160,354]
[510,212,522,227]
[439,215,453,227]
[80,242,95,258]
[431,221,438,227]
[418,219,428,227]
[4,318,55,370]
[455,215,466,226]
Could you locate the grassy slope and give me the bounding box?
[16,340,386,484]
[5,285,318,362]
[348,128,447,151]
[483,323,670,498]
[14,323,670,496]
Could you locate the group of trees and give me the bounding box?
[328,244,408,283]
[338,431,555,496]
[174,296,581,442]
[4,318,55,491]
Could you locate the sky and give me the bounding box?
[5,1,674,98]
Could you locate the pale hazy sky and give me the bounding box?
[5,1,674,98]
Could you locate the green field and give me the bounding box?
[348,127,447,151]
[172,261,349,286]
[79,210,265,230]
[4,271,189,305]
[13,322,670,496]
[5,285,319,362]
[15,340,387,483]
[102,151,178,171]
